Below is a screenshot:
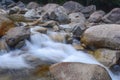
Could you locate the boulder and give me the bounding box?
[27,2,39,9]
[88,10,105,23]
[9,6,27,14]
[102,8,120,24]
[81,5,96,18]
[49,6,70,24]
[63,1,84,14]
[0,14,14,36]
[5,27,30,49]
[81,24,120,50]
[68,12,86,24]
[59,23,86,34]
[8,6,21,14]
[24,9,39,18]
[42,3,59,15]
[50,62,111,80]
[69,23,86,37]
[47,32,72,43]
[16,1,26,9]
[91,48,120,67]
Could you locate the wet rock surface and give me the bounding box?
[91,48,120,67]
[50,62,111,80]
[5,27,30,49]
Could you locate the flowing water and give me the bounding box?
[0,26,119,80]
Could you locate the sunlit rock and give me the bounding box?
[91,48,120,67]
[81,24,120,50]
[47,32,72,43]
[0,14,14,36]
[50,62,111,80]
[5,27,30,49]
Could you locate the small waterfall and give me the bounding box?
[0,26,119,80]
[27,32,120,80]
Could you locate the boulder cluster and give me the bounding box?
[0,0,120,80]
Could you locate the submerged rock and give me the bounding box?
[50,62,111,80]
[81,24,120,50]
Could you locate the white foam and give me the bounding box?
[0,51,30,69]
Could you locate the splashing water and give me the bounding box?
[27,33,120,80]
[0,26,119,80]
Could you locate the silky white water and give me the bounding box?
[0,26,119,80]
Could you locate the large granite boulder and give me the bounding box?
[50,62,111,80]
[102,8,120,24]
[63,1,84,14]
[81,24,120,50]
[5,27,30,49]
[49,6,70,24]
